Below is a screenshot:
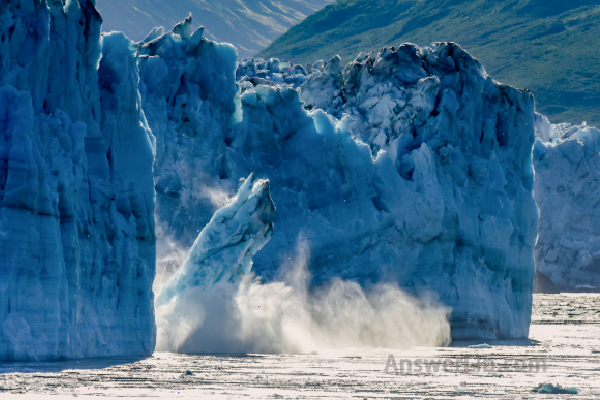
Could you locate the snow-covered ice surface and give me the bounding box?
[146,18,538,340]
[1,294,599,399]
[0,1,156,360]
[533,114,600,292]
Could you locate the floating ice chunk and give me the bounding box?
[468,343,492,349]
[576,284,596,289]
[531,383,578,394]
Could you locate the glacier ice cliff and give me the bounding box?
[138,15,238,252]
[142,16,538,340]
[155,174,275,307]
[0,0,156,361]
[0,0,542,357]
[533,113,600,292]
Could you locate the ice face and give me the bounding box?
[533,113,600,292]
[0,1,156,361]
[144,16,538,341]
[234,45,540,340]
[137,14,238,253]
[155,174,275,307]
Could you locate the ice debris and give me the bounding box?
[155,174,275,307]
[237,57,309,89]
[468,343,492,349]
[531,383,577,394]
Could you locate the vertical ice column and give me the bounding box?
[155,174,275,307]
[0,0,156,361]
[137,15,238,250]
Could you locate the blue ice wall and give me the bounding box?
[0,0,156,361]
[142,17,538,340]
[533,114,600,292]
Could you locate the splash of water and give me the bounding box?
[155,240,451,354]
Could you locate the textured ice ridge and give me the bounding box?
[237,57,309,90]
[0,1,156,361]
[143,15,538,341]
[533,113,600,292]
[155,174,275,307]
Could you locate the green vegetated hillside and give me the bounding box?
[257,0,600,126]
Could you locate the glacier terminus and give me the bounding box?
[5,0,598,363]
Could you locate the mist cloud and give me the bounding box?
[155,239,451,354]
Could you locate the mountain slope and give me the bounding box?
[258,0,600,126]
[95,0,334,58]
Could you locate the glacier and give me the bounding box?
[0,0,156,361]
[142,16,538,340]
[155,173,275,307]
[533,114,600,292]
[0,0,544,361]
